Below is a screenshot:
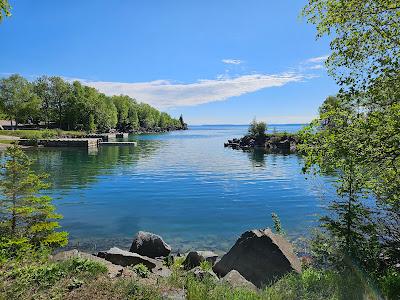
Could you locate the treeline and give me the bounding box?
[0,74,186,132]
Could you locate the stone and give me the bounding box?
[183,250,218,270]
[213,228,301,288]
[97,247,160,270]
[189,266,219,281]
[221,270,257,290]
[130,231,171,258]
[52,249,123,278]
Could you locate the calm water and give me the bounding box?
[25,125,334,253]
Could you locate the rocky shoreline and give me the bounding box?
[54,229,302,293]
[224,133,299,153]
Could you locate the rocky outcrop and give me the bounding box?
[52,249,124,278]
[213,228,301,288]
[221,270,257,290]
[183,250,218,270]
[224,134,299,153]
[97,247,160,270]
[129,231,171,258]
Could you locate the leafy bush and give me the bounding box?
[132,263,150,278]
[379,269,400,300]
[199,260,212,271]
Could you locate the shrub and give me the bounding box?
[379,269,400,300]
[199,260,212,271]
[132,263,150,278]
[248,119,267,140]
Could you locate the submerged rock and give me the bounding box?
[221,270,257,290]
[183,250,218,270]
[213,228,301,288]
[129,231,171,258]
[97,247,160,270]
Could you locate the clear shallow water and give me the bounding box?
[25,125,335,252]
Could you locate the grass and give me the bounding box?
[0,252,391,300]
[0,257,107,300]
[0,129,87,140]
[0,140,15,144]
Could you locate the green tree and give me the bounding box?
[0,0,11,21]
[0,74,41,129]
[248,118,267,141]
[0,145,68,254]
[299,97,380,270]
[48,77,72,129]
[302,0,400,91]
[302,0,400,271]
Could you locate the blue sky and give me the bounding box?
[0,0,338,124]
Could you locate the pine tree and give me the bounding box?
[0,145,68,255]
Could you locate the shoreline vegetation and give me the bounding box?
[0,74,187,137]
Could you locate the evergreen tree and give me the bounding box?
[0,145,68,255]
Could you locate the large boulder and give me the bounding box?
[213,228,301,288]
[97,247,160,270]
[221,270,257,290]
[129,231,171,258]
[183,250,218,270]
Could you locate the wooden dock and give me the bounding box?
[18,138,137,149]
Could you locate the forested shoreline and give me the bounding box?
[0,74,187,133]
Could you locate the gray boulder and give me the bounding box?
[183,250,218,270]
[221,270,257,290]
[130,231,171,258]
[213,228,301,288]
[97,247,160,270]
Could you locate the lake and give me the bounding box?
[26,125,335,253]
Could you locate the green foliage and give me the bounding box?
[199,260,212,272]
[302,0,400,92]
[1,257,107,299]
[0,145,68,257]
[248,118,267,141]
[271,212,284,235]
[0,75,41,128]
[379,269,400,300]
[0,74,184,132]
[132,263,150,278]
[267,268,380,300]
[0,0,11,21]
[301,0,400,277]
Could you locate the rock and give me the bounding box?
[221,270,257,290]
[97,247,160,270]
[189,266,219,281]
[130,231,171,258]
[213,228,301,288]
[52,249,123,278]
[183,250,218,270]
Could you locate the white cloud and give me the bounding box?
[83,73,303,109]
[308,64,324,70]
[306,55,329,63]
[222,59,242,65]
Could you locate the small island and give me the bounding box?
[224,120,299,153]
